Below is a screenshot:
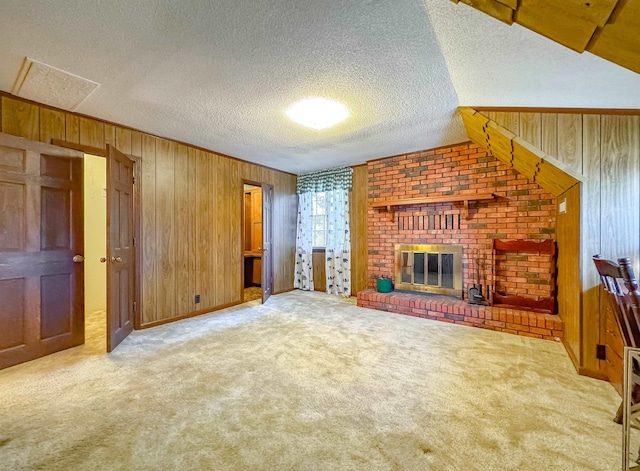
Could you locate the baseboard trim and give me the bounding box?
[138,288,297,329]
[578,368,608,381]
[137,300,243,329]
[273,287,295,295]
[561,338,580,373]
[560,338,608,381]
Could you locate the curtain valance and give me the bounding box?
[297,166,353,193]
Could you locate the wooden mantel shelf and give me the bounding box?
[370,193,496,221]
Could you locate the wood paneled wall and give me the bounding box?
[556,183,581,367]
[485,109,640,375]
[312,251,327,293]
[0,94,297,327]
[350,164,368,295]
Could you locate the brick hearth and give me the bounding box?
[357,289,563,341]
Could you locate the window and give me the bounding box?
[311,192,327,248]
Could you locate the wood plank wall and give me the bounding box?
[0,94,297,327]
[484,109,640,375]
[312,251,327,293]
[350,165,369,295]
[556,183,581,368]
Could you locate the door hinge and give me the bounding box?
[596,344,606,360]
[133,237,136,247]
[132,176,136,184]
[133,301,136,313]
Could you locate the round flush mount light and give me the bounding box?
[286,97,349,130]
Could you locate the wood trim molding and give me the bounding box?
[51,138,107,157]
[273,287,296,295]
[471,106,640,116]
[459,107,583,196]
[133,156,143,330]
[240,179,261,300]
[138,300,243,329]
[562,337,580,372]
[578,367,609,382]
[0,91,297,176]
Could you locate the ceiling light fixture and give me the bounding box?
[286,97,349,130]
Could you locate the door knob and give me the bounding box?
[72,255,85,263]
[100,257,107,263]
[111,256,123,263]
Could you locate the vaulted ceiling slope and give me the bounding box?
[447,0,640,75]
[423,0,640,108]
[0,0,638,174]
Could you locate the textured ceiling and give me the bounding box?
[0,1,638,174]
[424,0,640,108]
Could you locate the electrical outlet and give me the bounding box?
[195,294,200,304]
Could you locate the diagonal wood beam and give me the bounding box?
[451,0,640,75]
[458,107,584,196]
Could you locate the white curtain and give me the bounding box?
[294,192,314,291]
[325,189,351,296]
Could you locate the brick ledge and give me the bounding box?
[357,289,562,341]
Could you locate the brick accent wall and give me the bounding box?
[367,142,557,300]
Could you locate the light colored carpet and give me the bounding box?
[0,291,621,470]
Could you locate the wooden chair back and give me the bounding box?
[593,255,640,348]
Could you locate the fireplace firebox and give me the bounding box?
[394,244,463,298]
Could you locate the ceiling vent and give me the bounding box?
[13,57,99,111]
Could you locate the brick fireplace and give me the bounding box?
[357,142,562,340]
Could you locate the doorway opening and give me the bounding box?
[0,134,137,371]
[82,146,137,353]
[83,154,107,352]
[243,183,263,303]
[241,181,274,304]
